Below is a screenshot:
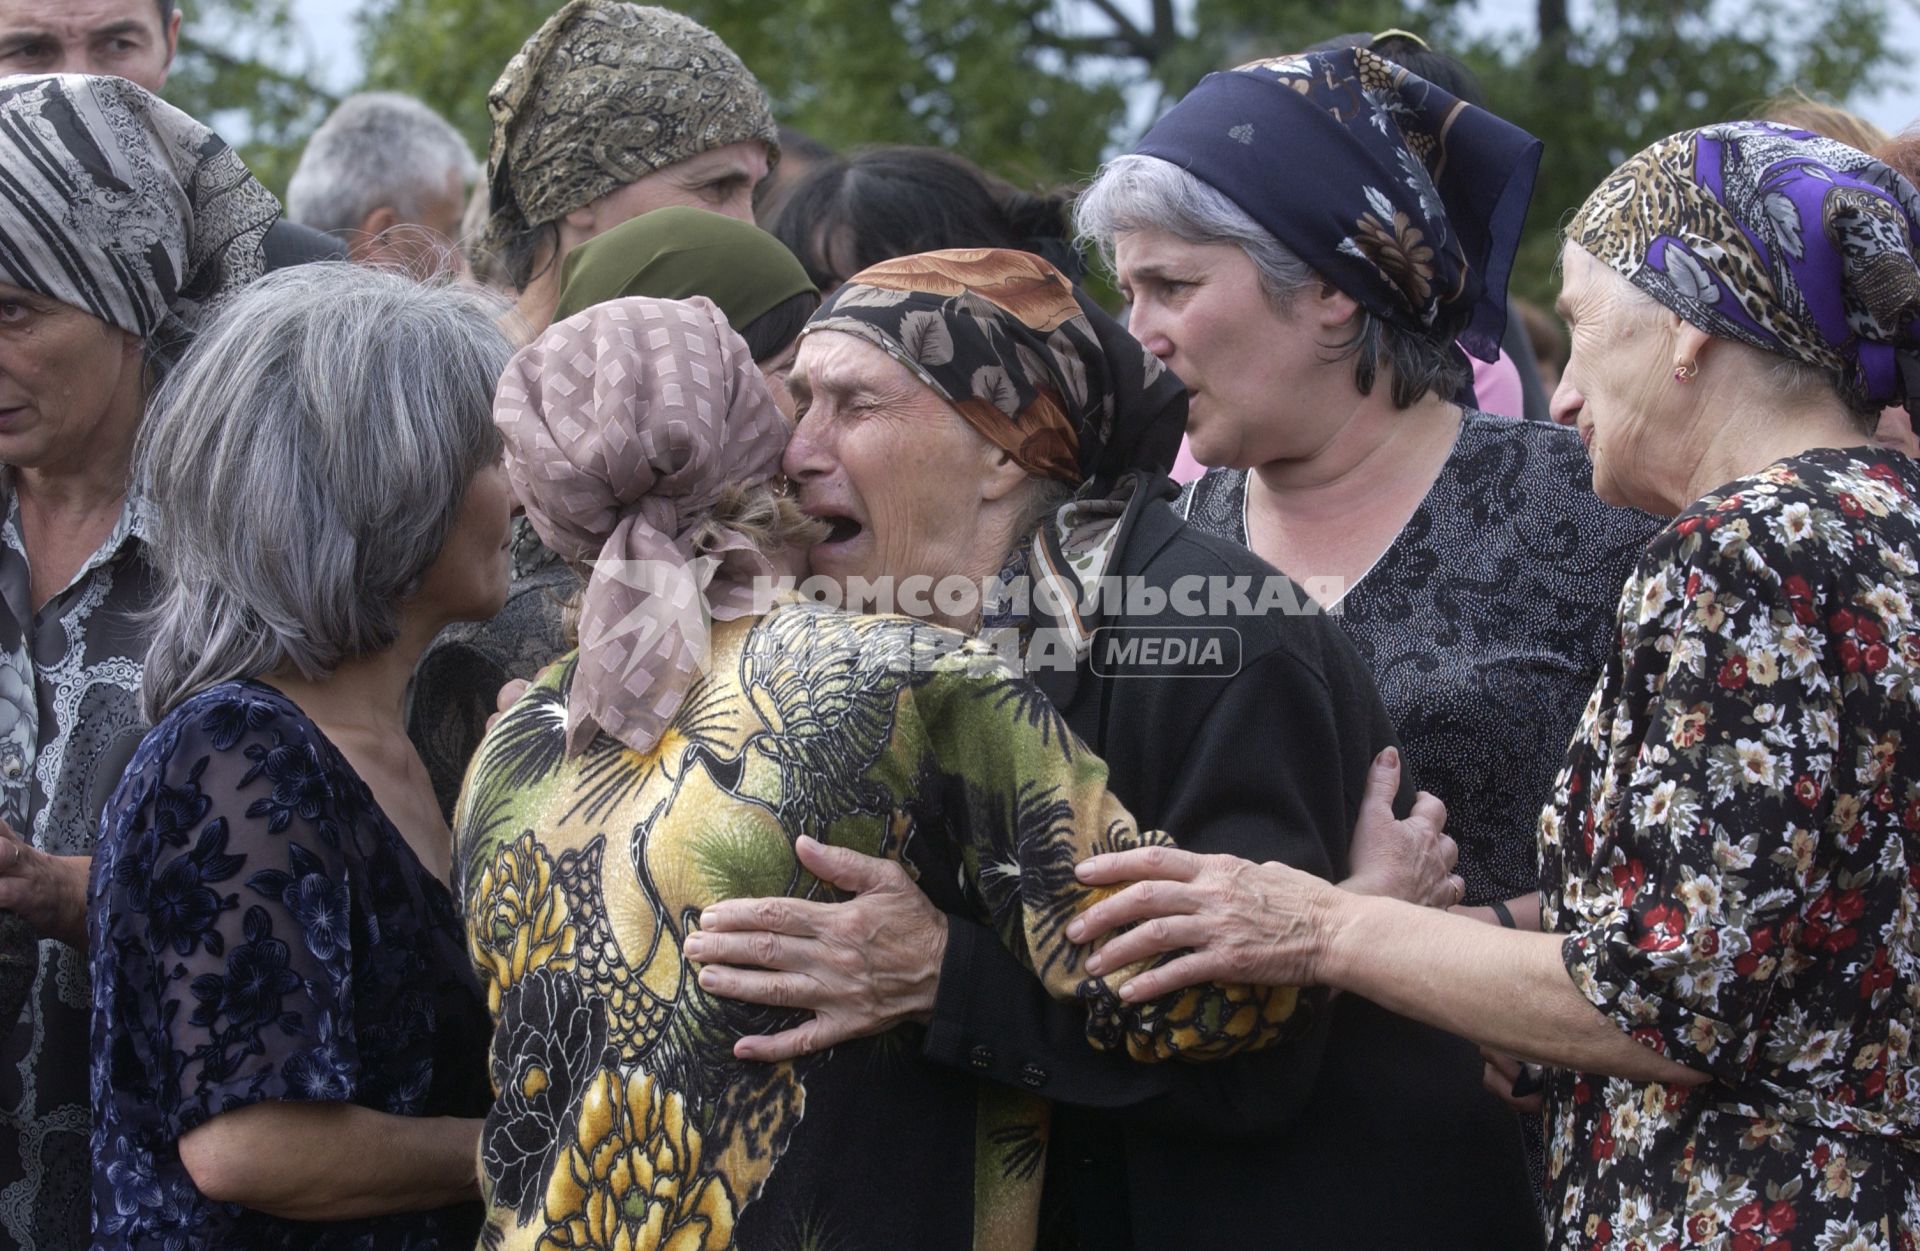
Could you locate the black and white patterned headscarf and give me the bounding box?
[0,74,278,339]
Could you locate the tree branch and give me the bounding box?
[1031,29,1157,60]
[176,39,341,108]
[1083,0,1149,46]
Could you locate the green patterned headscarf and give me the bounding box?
[484,0,778,254]
[553,206,815,330]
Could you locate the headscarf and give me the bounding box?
[1570,121,1920,416]
[494,296,790,756]
[553,205,815,328]
[801,248,1186,488]
[0,74,277,339]
[1131,46,1541,361]
[484,0,778,255]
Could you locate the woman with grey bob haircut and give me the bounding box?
[138,263,509,719]
[86,263,510,1247]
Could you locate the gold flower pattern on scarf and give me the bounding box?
[470,831,579,1016]
[537,1067,735,1251]
[1342,186,1439,314]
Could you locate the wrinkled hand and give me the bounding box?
[1068,846,1341,1001]
[1343,747,1459,907]
[485,679,531,733]
[1480,1046,1546,1115]
[682,835,948,1062]
[0,820,88,948]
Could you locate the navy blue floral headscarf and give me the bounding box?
[1133,46,1542,361]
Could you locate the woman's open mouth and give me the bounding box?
[822,516,863,544]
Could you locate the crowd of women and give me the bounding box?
[0,0,1914,1247]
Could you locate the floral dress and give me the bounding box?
[87,681,493,1249]
[454,603,1298,1251]
[1541,448,1920,1249]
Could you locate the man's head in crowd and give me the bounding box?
[0,0,180,93]
[287,93,477,279]
[482,0,778,333]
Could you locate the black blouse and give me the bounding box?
[1180,410,1663,904]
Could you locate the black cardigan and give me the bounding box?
[922,479,1542,1249]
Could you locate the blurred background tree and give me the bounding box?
[163,0,337,192]
[194,0,1908,301]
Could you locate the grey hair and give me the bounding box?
[136,263,513,721]
[286,93,479,237]
[1015,476,1076,538]
[1074,153,1469,409]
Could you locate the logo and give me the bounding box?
[1088,627,1242,678]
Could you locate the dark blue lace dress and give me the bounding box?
[86,680,490,1249]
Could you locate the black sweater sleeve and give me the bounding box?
[922,624,1403,1137]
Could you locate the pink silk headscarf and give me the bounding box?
[494,295,790,756]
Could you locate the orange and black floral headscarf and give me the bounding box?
[801,248,1185,486]
[1133,46,1541,361]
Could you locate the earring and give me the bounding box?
[1673,359,1698,382]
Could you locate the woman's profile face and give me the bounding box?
[1548,245,1683,511]
[1114,229,1342,470]
[0,281,145,475]
[414,459,515,624]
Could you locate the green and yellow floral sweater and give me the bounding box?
[453,603,1295,1251]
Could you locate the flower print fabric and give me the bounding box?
[1539,448,1920,1248]
[87,680,492,1249]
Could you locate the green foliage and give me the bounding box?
[164,0,335,197]
[1468,0,1909,303]
[193,0,1904,301]
[356,0,1125,184]
[357,0,566,155]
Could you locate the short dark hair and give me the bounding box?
[156,0,176,25]
[768,145,1082,289]
[1305,32,1486,108]
[736,289,819,363]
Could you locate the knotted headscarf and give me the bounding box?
[494,296,790,755]
[484,0,778,255]
[1131,46,1541,361]
[0,74,277,339]
[801,248,1186,488]
[1570,121,1920,416]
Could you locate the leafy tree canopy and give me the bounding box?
[194,0,1904,302]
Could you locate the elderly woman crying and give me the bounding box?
[686,248,1520,1247]
[455,294,1298,1251]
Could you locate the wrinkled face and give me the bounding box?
[781,331,1001,597]
[413,460,514,624]
[578,140,773,236]
[1116,228,1338,469]
[1549,244,1681,510]
[0,0,178,92]
[0,281,145,475]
